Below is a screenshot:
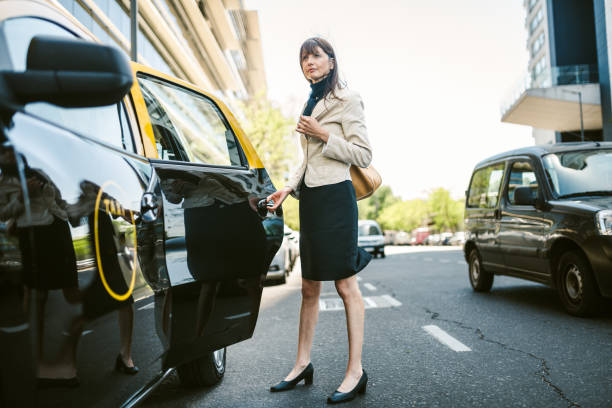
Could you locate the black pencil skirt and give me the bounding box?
[299,180,372,281]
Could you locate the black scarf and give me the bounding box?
[302,79,327,116]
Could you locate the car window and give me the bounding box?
[467,163,505,208]
[137,75,243,167]
[2,17,135,152]
[507,161,538,204]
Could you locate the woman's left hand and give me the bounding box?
[296,116,329,142]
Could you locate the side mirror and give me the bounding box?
[514,186,537,206]
[3,35,133,107]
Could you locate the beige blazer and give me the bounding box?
[286,86,372,199]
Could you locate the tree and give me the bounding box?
[427,188,464,232]
[378,199,428,231]
[238,94,300,229]
[357,185,400,221]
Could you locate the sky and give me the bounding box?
[244,0,534,200]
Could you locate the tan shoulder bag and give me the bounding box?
[350,165,382,201]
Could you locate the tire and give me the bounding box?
[177,347,226,387]
[557,250,600,317]
[468,249,493,292]
[380,249,386,258]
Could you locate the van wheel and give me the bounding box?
[557,251,600,317]
[380,250,386,258]
[468,249,493,292]
[177,348,226,387]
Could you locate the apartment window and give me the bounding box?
[528,0,539,12]
[531,32,545,57]
[529,7,544,34]
[532,55,546,80]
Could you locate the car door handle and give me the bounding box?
[140,192,159,223]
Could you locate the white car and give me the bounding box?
[358,220,385,258]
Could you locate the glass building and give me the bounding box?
[501,0,612,144]
[53,0,266,100]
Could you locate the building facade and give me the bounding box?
[502,0,611,144]
[54,0,266,100]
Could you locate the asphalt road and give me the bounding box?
[143,246,612,408]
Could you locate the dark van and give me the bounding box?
[464,143,612,317]
[0,1,282,406]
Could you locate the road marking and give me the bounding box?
[364,283,377,291]
[457,261,465,265]
[319,294,402,311]
[424,257,433,262]
[138,303,154,311]
[422,325,471,352]
[440,259,450,263]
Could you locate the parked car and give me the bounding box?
[266,226,299,283]
[358,220,385,258]
[411,227,430,245]
[284,225,300,269]
[393,230,411,245]
[440,232,453,246]
[449,231,466,246]
[424,233,441,246]
[0,2,282,405]
[464,143,612,316]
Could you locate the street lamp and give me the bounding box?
[562,89,584,142]
[130,0,138,61]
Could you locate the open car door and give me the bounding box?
[130,65,282,369]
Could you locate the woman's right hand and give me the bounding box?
[266,187,292,212]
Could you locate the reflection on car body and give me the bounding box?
[0,1,282,406]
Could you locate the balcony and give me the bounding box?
[501,64,602,131]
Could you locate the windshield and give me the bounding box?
[358,224,381,236]
[542,149,612,197]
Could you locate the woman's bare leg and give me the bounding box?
[284,278,321,380]
[335,275,364,392]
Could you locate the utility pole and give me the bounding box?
[130,0,137,61]
[563,89,584,142]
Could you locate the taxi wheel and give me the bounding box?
[557,251,600,317]
[177,347,226,387]
[468,249,493,292]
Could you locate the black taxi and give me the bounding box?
[464,143,612,317]
[0,1,282,406]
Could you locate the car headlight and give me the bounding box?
[596,210,612,235]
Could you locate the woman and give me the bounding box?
[266,37,373,404]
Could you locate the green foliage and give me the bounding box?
[357,185,400,221]
[378,199,428,231]
[427,188,464,233]
[360,185,464,233]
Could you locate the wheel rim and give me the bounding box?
[213,348,225,370]
[565,264,583,303]
[470,257,480,282]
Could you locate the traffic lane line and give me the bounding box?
[422,324,472,352]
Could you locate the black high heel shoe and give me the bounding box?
[326,370,367,404]
[115,354,139,375]
[270,363,314,392]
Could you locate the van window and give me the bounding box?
[2,17,135,152]
[137,75,243,167]
[467,163,505,208]
[359,224,381,236]
[507,161,538,204]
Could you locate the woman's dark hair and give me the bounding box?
[299,37,344,100]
